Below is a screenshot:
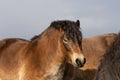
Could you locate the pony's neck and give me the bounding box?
[31,27,66,79]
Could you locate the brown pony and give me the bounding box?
[95,33,120,80]
[63,33,117,80]
[0,20,86,80]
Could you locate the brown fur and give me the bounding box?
[0,38,29,80]
[95,33,120,80]
[0,20,85,80]
[63,33,118,80]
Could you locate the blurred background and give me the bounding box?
[0,0,120,39]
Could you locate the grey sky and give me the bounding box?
[0,0,120,39]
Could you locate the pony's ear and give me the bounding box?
[76,20,80,28]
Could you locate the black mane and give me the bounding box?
[31,35,39,41]
[31,20,82,48]
[50,20,82,47]
[103,33,120,62]
[95,33,120,80]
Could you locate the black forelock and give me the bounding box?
[50,20,82,47]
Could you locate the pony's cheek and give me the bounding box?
[64,44,71,51]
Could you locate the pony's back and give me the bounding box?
[0,38,28,80]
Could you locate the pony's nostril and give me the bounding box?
[75,58,82,67]
[75,58,86,67]
[83,58,86,64]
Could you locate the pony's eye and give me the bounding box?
[63,38,68,43]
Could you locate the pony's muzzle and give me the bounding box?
[75,58,86,67]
